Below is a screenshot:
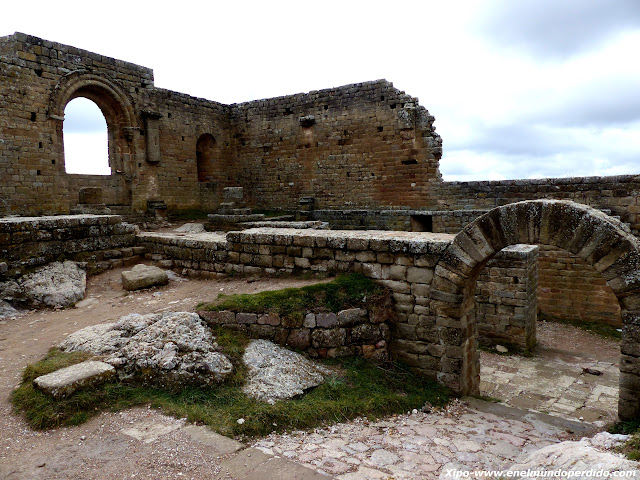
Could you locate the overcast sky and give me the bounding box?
[2,0,639,180]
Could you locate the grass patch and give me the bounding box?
[198,273,387,326]
[609,417,640,460]
[12,333,448,437]
[538,312,622,340]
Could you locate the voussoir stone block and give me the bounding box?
[34,360,115,398]
[121,264,168,291]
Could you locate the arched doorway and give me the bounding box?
[48,71,136,210]
[196,133,216,182]
[432,199,640,420]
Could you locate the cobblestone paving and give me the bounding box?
[253,400,570,479]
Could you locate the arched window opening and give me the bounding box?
[63,98,110,175]
[196,134,216,182]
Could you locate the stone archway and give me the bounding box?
[431,199,640,420]
[47,71,137,209]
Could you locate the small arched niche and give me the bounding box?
[63,97,110,175]
[196,133,217,182]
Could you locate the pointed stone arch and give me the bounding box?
[431,199,640,420]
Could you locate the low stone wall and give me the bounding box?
[199,307,391,361]
[137,228,538,387]
[476,245,538,351]
[0,215,139,278]
[138,230,537,352]
[137,232,229,277]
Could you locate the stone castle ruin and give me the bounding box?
[2,33,640,420]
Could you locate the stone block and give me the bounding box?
[287,329,311,349]
[407,267,433,284]
[355,251,376,263]
[351,324,380,343]
[236,313,258,324]
[258,313,280,326]
[379,280,410,294]
[337,308,367,327]
[316,312,337,328]
[249,324,275,339]
[121,264,168,291]
[303,313,316,328]
[311,328,347,348]
[34,360,115,398]
[198,310,236,326]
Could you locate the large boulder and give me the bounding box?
[60,312,233,388]
[122,264,168,291]
[242,339,332,404]
[0,261,86,308]
[507,432,639,473]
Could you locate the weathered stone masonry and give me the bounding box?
[0,214,138,278]
[2,32,640,225]
[0,32,441,216]
[3,33,640,420]
[139,200,640,419]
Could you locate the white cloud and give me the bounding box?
[64,132,110,175]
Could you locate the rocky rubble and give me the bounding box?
[60,311,233,388]
[0,299,19,319]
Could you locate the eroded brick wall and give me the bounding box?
[538,245,621,326]
[229,81,442,210]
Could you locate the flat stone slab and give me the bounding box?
[182,425,244,454]
[219,448,328,480]
[121,264,168,291]
[121,418,183,444]
[33,360,115,398]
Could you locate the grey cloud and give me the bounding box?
[530,77,640,127]
[447,123,572,157]
[441,120,639,181]
[63,99,107,133]
[474,0,640,58]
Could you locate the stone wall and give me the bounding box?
[538,245,621,326]
[476,245,538,351]
[137,228,538,389]
[0,214,139,278]
[229,80,442,210]
[0,33,442,217]
[199,307,390,361]
[438,176,640,236]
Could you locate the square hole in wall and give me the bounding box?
[410,215,432,232]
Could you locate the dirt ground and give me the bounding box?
[0,267,323,479]
[0,266,625,479]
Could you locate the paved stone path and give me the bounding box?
[253,399,580,479]
[480,348,618,425]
